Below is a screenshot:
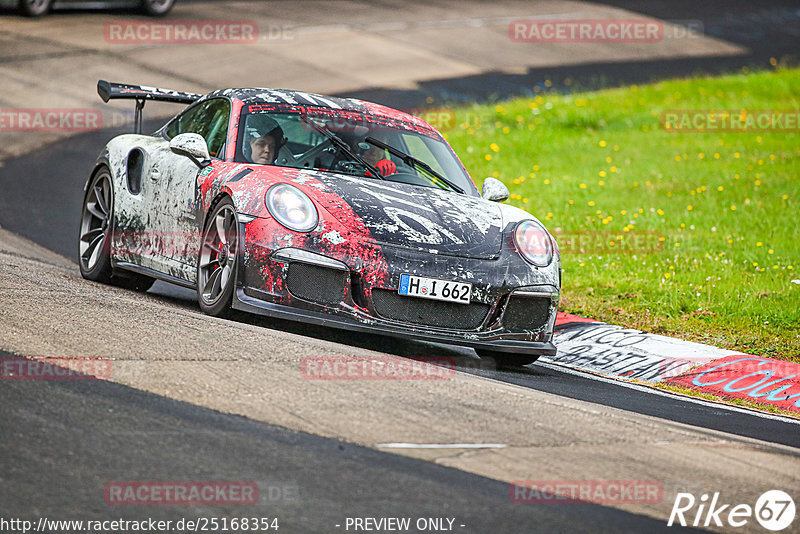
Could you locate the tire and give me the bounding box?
[197,198,238,317]
[79,168,115,284]
[19,0,53,16]
[79,166,155,292]
[475,349,539,368]
[141,0,174,16]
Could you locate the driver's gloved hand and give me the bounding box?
[375,159,396,176]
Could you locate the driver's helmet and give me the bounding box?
[242,115,285,161]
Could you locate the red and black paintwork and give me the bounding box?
[94,85,559,357]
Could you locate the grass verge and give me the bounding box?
[443,66,800,362]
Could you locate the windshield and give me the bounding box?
[235,106,477,195]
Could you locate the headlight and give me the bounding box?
[514,220,553,267]
[265,183,318,232]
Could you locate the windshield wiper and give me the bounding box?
[301,116,385,180]
[364,137,465,194]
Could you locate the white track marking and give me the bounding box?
[376,443,507,449]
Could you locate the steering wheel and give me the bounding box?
[292,138,335,169]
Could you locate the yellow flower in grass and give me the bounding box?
[588,201,596,206]
[664,273,672,279]
[599,140,607,147]
[687,205,693,211]
[489,143,500,152]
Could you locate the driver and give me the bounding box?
[246,117,286,165]
[358,138,396,177]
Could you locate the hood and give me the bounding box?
[314,174,503,259]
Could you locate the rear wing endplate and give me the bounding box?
[97,80,203,134]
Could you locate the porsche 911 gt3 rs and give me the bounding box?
[80,80,560,365]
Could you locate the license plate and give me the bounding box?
[398,274,472,304]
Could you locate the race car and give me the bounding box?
[80,80,560,366]
[8,0,173,16]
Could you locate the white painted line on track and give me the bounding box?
[376,443,508,449]
[533,360,800,425]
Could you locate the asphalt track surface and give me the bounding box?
[2,2,799,532]
[1,347,688,533]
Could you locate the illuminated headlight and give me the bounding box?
[514,220,554,267]
[266,183,318,232]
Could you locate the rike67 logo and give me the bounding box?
[668,490,795,531]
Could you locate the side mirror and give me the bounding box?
[170,133,211,167]
[482,177,509,202]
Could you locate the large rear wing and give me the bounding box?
[97,80,203,133]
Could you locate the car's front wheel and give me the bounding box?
[475,349,539,368]
[79,166,155,291]
[19,0,53,16]
[197,198,238,317]
[141,0,174,16]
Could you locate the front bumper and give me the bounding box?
[232,287,557,356]
[237,213,560,356]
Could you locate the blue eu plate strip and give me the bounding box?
[398,274,410,295]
